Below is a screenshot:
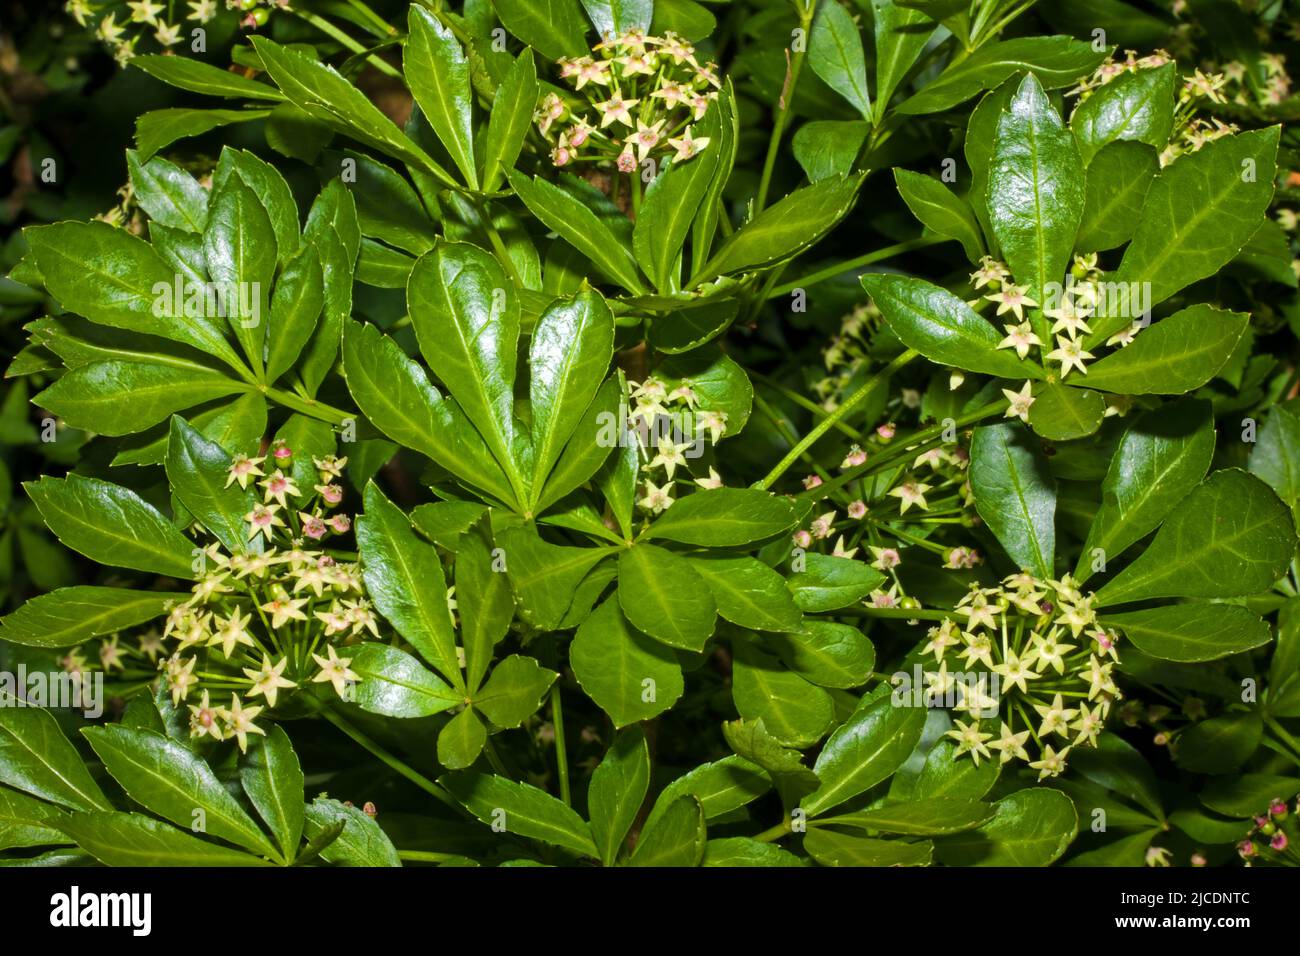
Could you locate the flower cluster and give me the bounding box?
[1238,798,1300,865]
[918,573,1122,778]
[85,447,381,750]
[537,30,720,173]
[65,0,232,64]
[814,303,885,412]
[628,375,728,515]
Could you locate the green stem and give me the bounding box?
[753,820,792,843]
[751,372,865,441]
[324,707,467,816]
[291,9,402,78]
[838,606,953,621]
[397,849,462,863]
[758,350,918,490]
[262,385,353,426]
[766,237,944,299]
[755,0,815,211]
[551,685,572,807]
[482,736,511,778]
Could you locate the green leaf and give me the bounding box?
[25,221,245,373]
[809,0,871,120]
[36,360,246,437]
[494,0,590,61]
[1027,383,1104,441]
[265,243,325,383]
[508,173,647,294]
[406,7,478,188]
[801,693,926,816]
[704,836,804,866]
[935,788,1077,866]
[1200,774,1300,818]
[571,598,684,726]
[408,240,523,497]
[438,708,487,770]
[475,655,558,728]
[0,704,111,811]
[26,474,195,578]
[912,740,1000,801]
[692,174,864,284]
[732,635,833,748]
[1175,713,1262,774]
[860,274,1043,378]
[588,726,651,866]
[341,322,515,507]
[135,108,272,162]
[618,545,717,651]
[536,376,620,513]
[357,482,462,685]
[165,416,256,554]
[894,169,984,263]
[127,150,208,233]
[634,107,723,291]
[871,0,937,122]
[804,829,933,866]
[214,148,300,264]
[969,422,1056,578]
[1095,469,1297,605]
[349,643,461,717]
[440,772,598,857]
[645,757,770,830]
[1083,304,1249,394]
[83,725,278,859]
[529,289,615,501]
[1070,62,1175,164]
[1077,398,1214,580]
[628,795,705,867]
[303,797,400,866]
[792,119,868,183]
[988,72,1084,314]
[0,786,69,850]
[581,0,652,37]
[786,553,885,611]
[0,587,186,649]
[1250,405,1300,504]
[722,718,819,808]
[204,174,275,369]
[897,36,1108,115]
[1108,127,1280,319]
[1075,141,1159,253]
[497,526,612,629]
[1101,603,1272,662]
[60,812,269,867]
[456,530,516,693]
[132,54,285,101]
[824,798,993,835]
[689,556,803,632]
[251,37,451,185]
[769,621,874,689]
[643,487,801,546]
[239,725,305,860]
[482,50,538,193]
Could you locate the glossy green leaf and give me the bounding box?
[0,587,187,649]
[809,0,871,119]
[689,556,803,632]
[303,797,401,866]
[769,621,875,689]
[860,274,1042,378]
[26,474,195,578]
[1101,603,1272,662]
[1027,383,1104,441]
[265,243,325,383]
[1250,405,1300,504]
[132,54,285,100]
[1075,141,1159,253]
[618,545,717,651]
[475,655,558,728]
[83,725,278,859]
[1095,469,1296,605]
[570,598,684,726]
[127,150,208,233]
[482,50,538,193]
[871,0,936,120]
[204,174,275,368]
[803,829,933,866]
[969,422,1056,578]
[628,794,705,867]
[786,553,886,612]
[165,416,255,554]
[494,0,589,61]
[438,708,487,770]
[732,635,833,749]
[1070,62,1175,164]
[239,725,305,860]
[406,7,478,188]
[894,169,984,263]
[934,787,1077,866]
[1077,398,1214,580]
[801,693,926,816]
[357,482,462,685]
[0,703,111,811]
[440,772,598,857]
[135,108,272,162]
[60,812,269,867]
[824,798,993,835]
[1083,305,1249,394]
[644,487,801,546]
[581,0,652,36]
[348,643,461,717]
[588,726,650,866]
[496,526,612,629]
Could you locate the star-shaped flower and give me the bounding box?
[1046,336,1095,378]
[1002,381,1035,423]
[243,655,297,708]
[312,645,360,698]
[947,719,994,765]
[223,695,266,753]
[997,322,1042,359]
[888,476,932,513]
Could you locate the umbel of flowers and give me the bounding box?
[80,445,381,750]
[920,573,1122,780]
[537,29,719,173]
